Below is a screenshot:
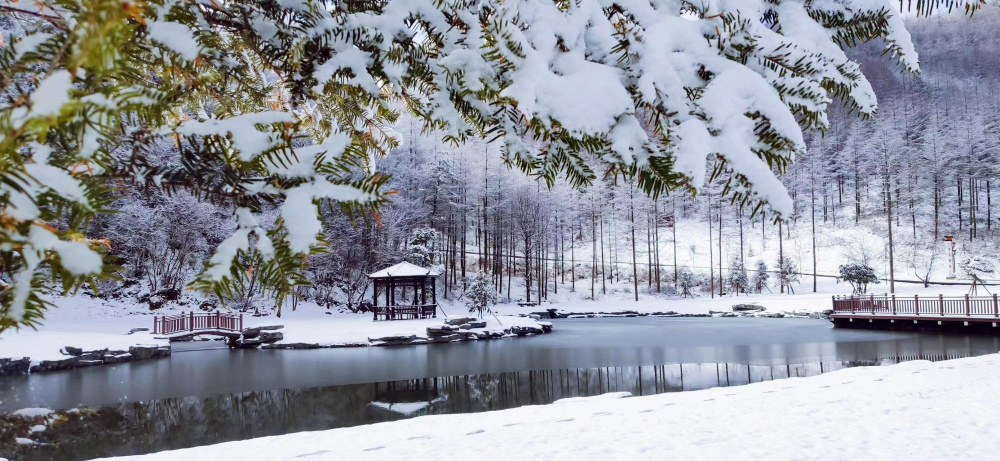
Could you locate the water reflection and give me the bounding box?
[2,331,997,461]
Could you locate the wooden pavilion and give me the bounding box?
[368,262,440,321]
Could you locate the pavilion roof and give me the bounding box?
[368,261,440,279]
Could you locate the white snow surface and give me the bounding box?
[11,407,53,418]
[368,261,440,278]
[105,353,1000,460]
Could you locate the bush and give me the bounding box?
[464,272,498,318]
[838,263,879,294]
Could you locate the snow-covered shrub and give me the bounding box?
[752,260,770,294]
[961,256,995,279]
[407,227,439,268]
[465,273,498,318]
[678,268,699,298]
[778,257,800,294]
[838,263,879,294]
[727,258,749,296]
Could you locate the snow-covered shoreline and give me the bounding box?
[0,296,552,375]
[102,353,1000,461]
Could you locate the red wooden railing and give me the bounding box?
[832,294,1000,317]
[152,311,243,335]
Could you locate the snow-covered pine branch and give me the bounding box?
[0,0,920,331]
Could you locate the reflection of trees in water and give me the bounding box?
[9,334,997,461]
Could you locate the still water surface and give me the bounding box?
[1,317,998,460]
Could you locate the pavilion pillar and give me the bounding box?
[421,278,427,305]
[373,282,379,321]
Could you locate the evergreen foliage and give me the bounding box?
[752,260,770,294]
[0,0,923,331]
[778,256,800,294]
[837,263,879,294]
[407,227,439,268]
[677,267,698,298]
[464,272,497,318]
[727,257,749,296]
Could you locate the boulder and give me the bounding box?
[0,357,31,376]
[127,328,149,335]
[510,325,544,336]
[732,303,766,312]
[147,295,166,311]
[371,335,417,343]
[444,316,477,326]
[528,314,542,320]
[241,327,261,339]
[426,325,456,336]
[235,338,264,349]
[78,349,108,361]
[103,353,134,364]
[475,331,505,340]
[259,331,283,343]
[467,321,487,329]
[259,325,284,331]
[261,342,322,350]
[128,345,159,360]
[152,346,172,358]
[760,312,785,318]
[538,321,553,333]
[428,334,463,343]
[63,346,84,356]
[76,359,104,368]
[30,357,79,373]
[458,324,473,330]
[371,335,420,346]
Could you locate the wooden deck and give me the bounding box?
[831,295,1000,332]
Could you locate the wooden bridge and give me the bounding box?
[831,294,1000,332]
[152,312,243,337]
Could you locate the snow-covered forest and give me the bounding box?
[58,9,1000,314]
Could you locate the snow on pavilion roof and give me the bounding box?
[368,262,440,279]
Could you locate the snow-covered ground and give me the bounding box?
[244,309,543,346]
[0,294,544,363]
[102,353,1000,460]
[492,276,982,317]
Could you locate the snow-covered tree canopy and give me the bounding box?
[0,0,928,331]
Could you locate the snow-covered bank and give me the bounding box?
[107,353,1000,460]
[248,312,549,349]
[492,277,983,318]
[0,295,550,373]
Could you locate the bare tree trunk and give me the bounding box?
[718,200,723,297]
[709,197,715,299]
[630,184,639,301]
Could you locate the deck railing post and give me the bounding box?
[153,316,158,334]
[239,314,243,332]
[994,294,999,318]
[891,295,896,315]
[869,294,874,314]
[939,294,943,316]
[851,296,856,314]
[910,294,915,316]
[965,294,971,316]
